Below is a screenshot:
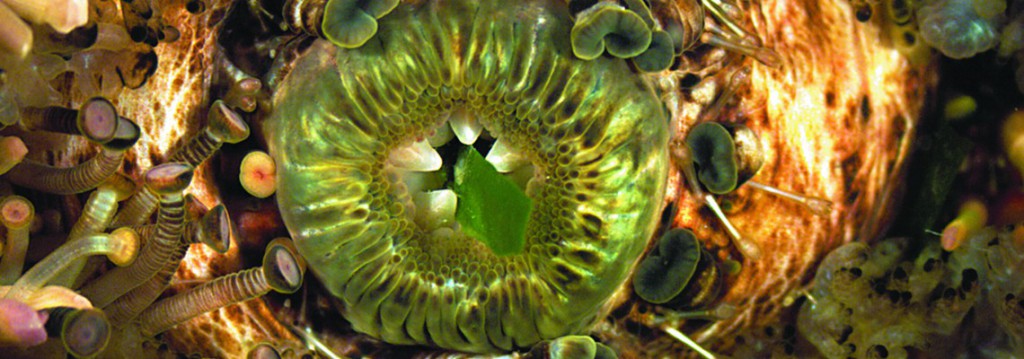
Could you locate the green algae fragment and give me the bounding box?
[453,146,532,256]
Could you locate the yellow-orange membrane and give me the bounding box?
[941,199,988,251]
[239,150,277,199]
[0,196,33,285]
[1003,110,1024,176]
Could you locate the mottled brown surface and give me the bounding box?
[639,0,930,353]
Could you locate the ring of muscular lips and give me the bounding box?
[265,0,669,353]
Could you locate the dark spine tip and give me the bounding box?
[79,97,119,144]
[208,100,251,144]
[203,204,234,253]
[103,117,141,150]
[264,239,304,293]
[144,162,195,194]
[45,307,111,358]
[64,309,110,357]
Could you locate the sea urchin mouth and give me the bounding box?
[384,105,541,246]
[266,0,669,353]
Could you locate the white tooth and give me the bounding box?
[389,139,442,172]
[485,139,527,173]
[402,170,447,195]
[414,189,457,231]
[427,121,454,148]
[449,108,482,145]
[508,163,535,191]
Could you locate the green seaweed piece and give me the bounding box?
[453,146,532,256]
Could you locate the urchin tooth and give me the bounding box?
[413,189,457,231]
[485,139,527,173]
[389,139,442,172]
[509,163,536,191]
[427,122,454,148]
[449,108,482,145]
[402,170,447,195]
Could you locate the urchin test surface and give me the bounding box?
[265,0,668,353]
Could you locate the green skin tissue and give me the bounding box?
[453,146,533,256]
